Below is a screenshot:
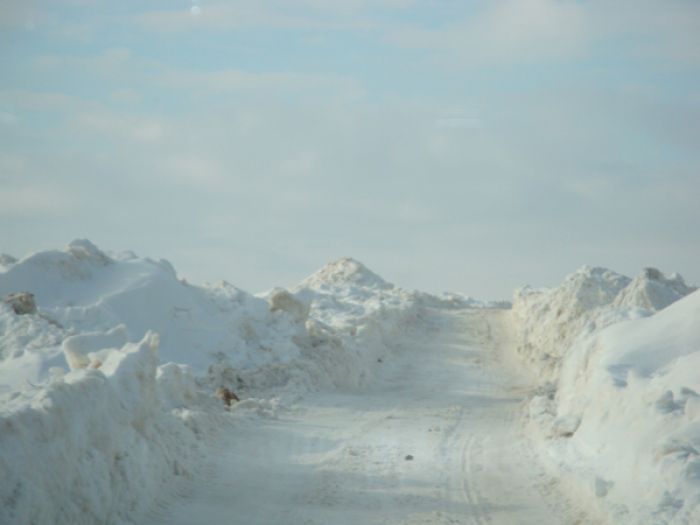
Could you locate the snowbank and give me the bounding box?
[512,266,695,379]
[0,332,220,525]
[514,266,699,523]
[551,291,700,523]
[1,241,475,524]
[1,243,493,392]
[289,257,423,387]
[0,242,451,396]
[0,301,65,392]
[0,240,305,381]
[512,266,632,378]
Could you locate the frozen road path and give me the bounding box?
[147,309,589,525]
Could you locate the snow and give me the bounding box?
[2,239,699,524]
[0,240,318,392]
[0,331,223,525]
[511,266,633,378]
[0,240,459,524]
[146,308,580,525]
[0,302,65,392]
[514,266,699,523]
[553,291,700,523]
[297,256,393,291]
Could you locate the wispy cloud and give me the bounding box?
[134,2,383,33]
[0,90,81,112]
[0,186,75,217]
[2,0,699,297]
[384,0,700,67]
[153,67,364,101]
[71,111,166,143]
[33,47,133,76]
[0,154,75,217]
[385,0,587,65]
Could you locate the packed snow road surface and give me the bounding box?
[147,309,582,525]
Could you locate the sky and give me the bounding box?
[1,0,699,299]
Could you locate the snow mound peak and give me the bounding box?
[554,266,631,316]
[614,267,696,311]
[65,239,112,266]
[511,265,697,378]
[299,257,393,290]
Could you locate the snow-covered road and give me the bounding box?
[146,309,584,525]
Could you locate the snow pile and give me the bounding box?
[512,266,632,378]
[514,266,699,523]
[412,290,510,310]
[0,301,65,392]
[512,266,695,379]
[299,257,392,291]
[253,257,493,392]
[295,257,414,328]
[1,242,473,523]
[0,242,455,396]
[0,243,470,398]
[0,332,221,525]
[292,257,432,384]
[0,240,305,382]
[232,256,468,392]
[550,291,700,523]
[614,267,694,312]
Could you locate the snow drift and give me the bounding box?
[8,238,698,524]
[0,241,465,524]
[514,266,699,523]
[0,331,221,525]
[0,242,454,396]
[0,239,307,384]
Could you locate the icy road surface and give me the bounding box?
[147,309,591,525]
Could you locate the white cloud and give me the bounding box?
[0,155,75,217]
[605,0,700,66]
[0,1,46,30]
[153,67,363,101]
[133,0,418,32]
[134,0,415,33]
[70,111,166,143]
[279,151,319,177]
[3,0,699,298]
[28,46,364,103]
[386,0,587,65]
[135,3,365,32]
[0,90,81,112]
[158,155,227,185]
[0,112,18,125]
[33,47,133,76]
[0,186,75,216]
[109,89,141,104]
[384,0,700,67]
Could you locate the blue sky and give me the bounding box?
[1,0,699,298]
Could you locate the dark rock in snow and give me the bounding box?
[3,292,37,315]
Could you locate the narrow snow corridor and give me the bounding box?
[146,309,580,525]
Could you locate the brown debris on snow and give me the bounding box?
[216,387,240,408]
[2,292,37,315]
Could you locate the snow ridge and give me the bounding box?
[512,265,695,378]
[514,265,699,523]
[614,267,695,311]
[298,256,393,291]
[5,239,699,525]
[0,332,222,525]
[1,241,467,525]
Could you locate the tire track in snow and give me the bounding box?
[461,435,491,525]
[145,308,576,525]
